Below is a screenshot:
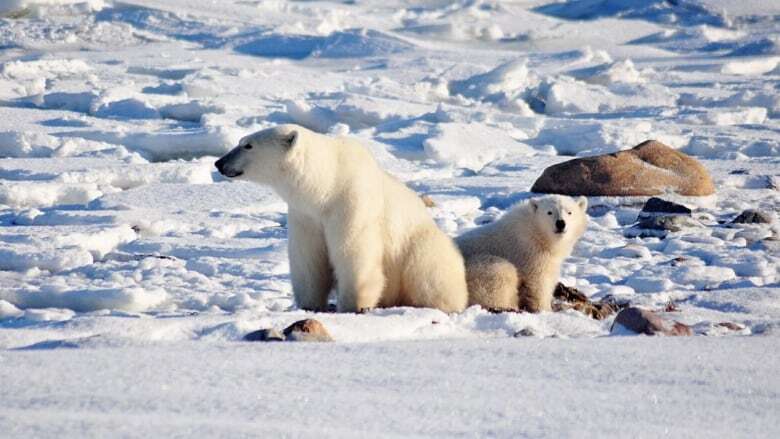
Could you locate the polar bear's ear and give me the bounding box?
[285,131,299,148]
[529,199,538,211]
[577,196,588,211]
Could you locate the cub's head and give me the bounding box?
[215,124,301,183]
[529,195,588,244]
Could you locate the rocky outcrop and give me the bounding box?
[531,140,715,196]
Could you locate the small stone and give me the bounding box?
[731,209,772,224]
[283,319,333,342]
[611,307,692,336]
[717,322,745,331]
[514,327,537,337]
[244,328,284,342]
[639,197,692,216]
[420,194,436,208]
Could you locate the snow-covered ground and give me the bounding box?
[0,0,778,436]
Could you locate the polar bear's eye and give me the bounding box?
[547,211,552,215]
[567,211,572,215]
[243,144,253,150]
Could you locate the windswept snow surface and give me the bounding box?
[0,0,779,437]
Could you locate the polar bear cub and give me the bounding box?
[215,124,468,313]
[456,195,588,312]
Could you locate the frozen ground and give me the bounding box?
[0,0,778,437]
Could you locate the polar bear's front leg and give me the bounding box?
[288,211,333,312]
[327,223,385,313]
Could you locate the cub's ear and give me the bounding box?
[530,199,538,211]
[577,196,588,211]
[285,130,298,148]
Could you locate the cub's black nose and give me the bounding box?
[555,219,566,232]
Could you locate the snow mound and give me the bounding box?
[0,58,91,79]
[0,299,23,318]
[567,59,646,85]
[281,94,432,133]
[0,181,103,208]
[696,107,768,126]
[448,60,538,114]
[534,76,674,116]
[4,286,166,313]
[0,224,136,272]
[159,101,225,123]
[531,119,679,156]
[0,131,60,158]
[423,123,534,172]
[721,57,780,75]
[0,0,104,17]
[75,126,236,162]
[92,98,160,120]
[234,29,413,59]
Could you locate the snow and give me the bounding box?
[0,0,779,436]
[423,122,534,172]
[1,337,779,437]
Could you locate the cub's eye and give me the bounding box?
[567,211,572,215]
[547,211,553,215]
[243,144,253,150]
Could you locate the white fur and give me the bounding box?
[456,195,588,312]
[216,124,468,313]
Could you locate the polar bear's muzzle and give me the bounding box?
[215,149,244,178]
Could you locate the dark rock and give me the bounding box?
[731,209,772,224]
[636,215,699,232]
[244,328,284,342]
[640,197,692,216]
[612,307,692,336]
[717,322,745,331]
[531,140,715,196]
[283,319,333,342]
[514,327,537,337]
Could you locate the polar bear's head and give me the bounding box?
[215,125,301,183]
[528,195,588,245]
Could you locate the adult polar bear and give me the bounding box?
[216,124,468,313]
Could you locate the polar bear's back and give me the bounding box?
[456,204,531,266]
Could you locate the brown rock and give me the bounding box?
[552,283,627,320]
[731,209,772,224]
[420,194,436,208]
[611,307,692,336]
[283,319,333,342]
[717,322,746,331]
[531,140,715,196]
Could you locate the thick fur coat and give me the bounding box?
[456,195,588,312]
[216,124,468,313]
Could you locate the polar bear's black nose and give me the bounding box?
[215,156,243,178]
[555,219,566,232]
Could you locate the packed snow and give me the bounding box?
[0,0,778,437]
